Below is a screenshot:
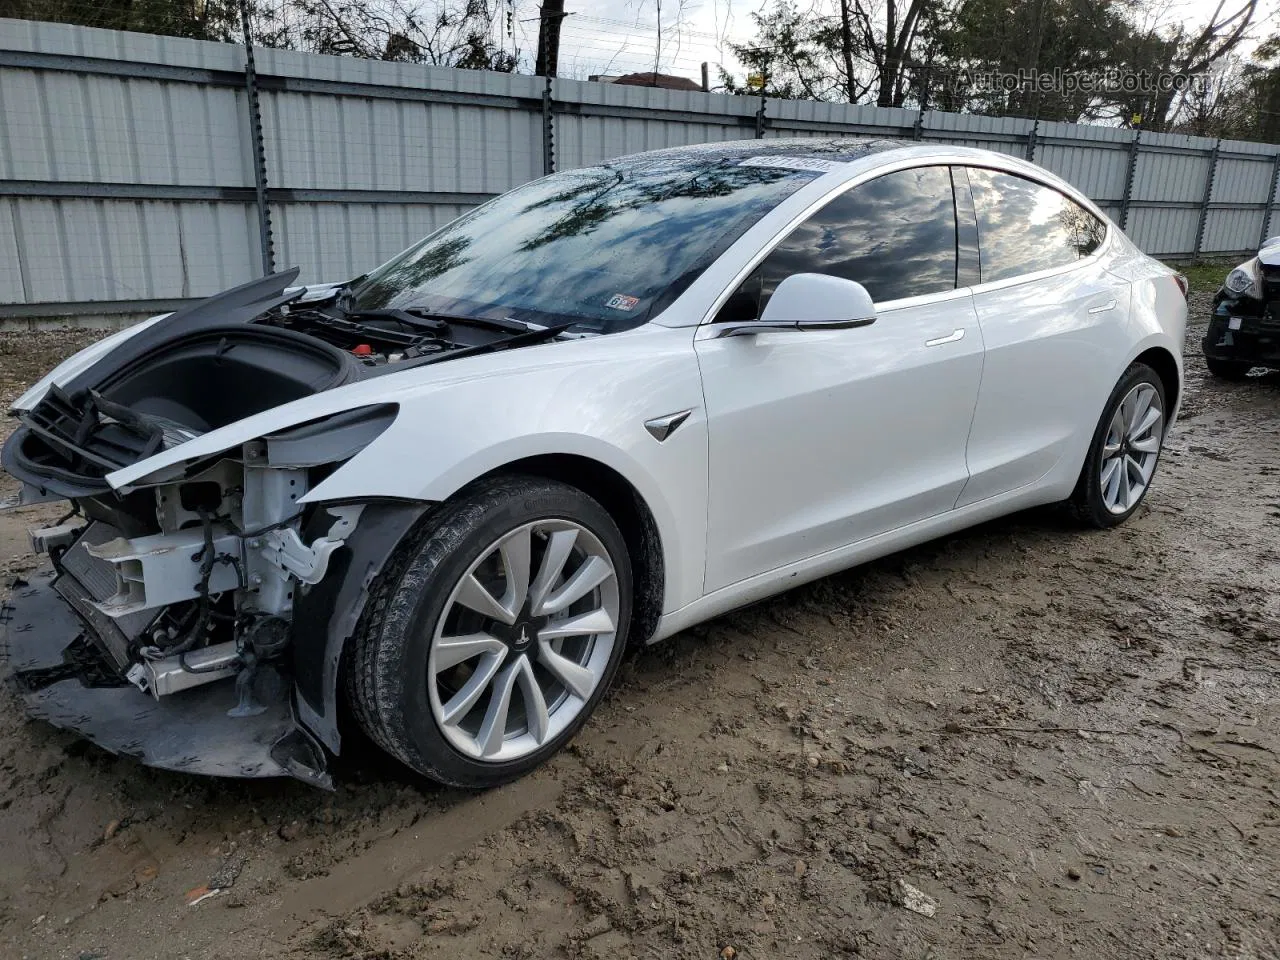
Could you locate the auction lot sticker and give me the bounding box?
[606,294,640,311]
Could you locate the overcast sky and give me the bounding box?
[525,0,1278,86]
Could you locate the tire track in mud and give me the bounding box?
[0,300,1278,959]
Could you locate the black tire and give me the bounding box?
[345,474,632,788]
[1069,362,1167,529]
[1204,356,1253,380]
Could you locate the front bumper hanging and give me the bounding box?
[1,568,331,787]
[1203,312,1280,365]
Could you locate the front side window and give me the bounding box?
[719,165,958,322]
[965,167,1106,283]
[349,154,824,333]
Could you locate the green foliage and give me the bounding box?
[930,0,1137,122]
[0,0,519,70]
[720,2,850,101]
[1238,34,1280,142]
[721,0,1272,139]
[0,0,242,40]
[1165,259,1234,295]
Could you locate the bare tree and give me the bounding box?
[263,0,516,66]
[848,0,931,107]
[838,0,857,102]
[1143,0,1259,128]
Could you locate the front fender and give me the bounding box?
[301,334,708,617]
[291,499,430,754]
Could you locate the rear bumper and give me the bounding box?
[1,568,331,786]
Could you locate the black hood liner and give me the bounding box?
[2,268,333,499]
[57,267,302,399]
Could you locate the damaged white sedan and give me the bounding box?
[0,139,1186,788]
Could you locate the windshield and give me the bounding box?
[349,154,825,332]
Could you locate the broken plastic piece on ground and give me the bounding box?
[185,885,222,907]
[894,879,938,918]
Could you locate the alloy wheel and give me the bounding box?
[426,520,620,762]
[1099,382,1164,514]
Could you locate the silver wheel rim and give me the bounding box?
[427,519,619,762]
[1099,382,1163,515]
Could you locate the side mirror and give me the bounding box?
[714,273,877,338]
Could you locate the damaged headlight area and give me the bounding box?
[1223,261,1259,298]
[1,404,397,787]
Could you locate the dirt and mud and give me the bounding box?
[0,293,1276,960]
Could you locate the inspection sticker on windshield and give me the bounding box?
[605,294,640,311]
[738,155,844,173]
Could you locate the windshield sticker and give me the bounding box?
[605,294,640,311]
[738,155,844,173]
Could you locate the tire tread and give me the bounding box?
[344,475,629,787]
[1068,362,1166,529]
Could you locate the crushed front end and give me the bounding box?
[1204,240,1280,370]
[0,425,391,787]
[0,272,449,786]
[0,266,576,784]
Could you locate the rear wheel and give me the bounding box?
[1204,356,1253,380]
[1070,363,1166,528]
[346,475,632,787]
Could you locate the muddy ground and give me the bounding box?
[0,292,1276,960]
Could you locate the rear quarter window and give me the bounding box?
[965,167,1105,284]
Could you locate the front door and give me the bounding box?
[695,165,985,593]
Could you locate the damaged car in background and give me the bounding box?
[1,140,1186,789]
[1202,234,1280,378]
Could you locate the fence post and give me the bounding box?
[913,108,926,141]
[1193,138,1221,259]
[541,75,556,175]
[1261,150,1280,247]
[1025,118,1039,162]
[1119,130,1141,232]
[239,0,274,276]
[755,96,768,138]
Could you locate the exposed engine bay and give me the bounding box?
[0,269,571,786]
[7,287,567,497]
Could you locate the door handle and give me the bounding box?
[925,329,965,347]
[1088,299,1117,314]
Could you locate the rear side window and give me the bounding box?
[722,165,957,320]
[965,167,1106,283]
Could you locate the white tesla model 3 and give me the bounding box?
[1,139,1186,788]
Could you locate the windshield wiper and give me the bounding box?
[335,274,367,313]
[400,308,541,335]
[348,308,448,333]
[412,323,574,367]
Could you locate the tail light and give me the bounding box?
[1174,274,1190,298]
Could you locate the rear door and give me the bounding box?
[695,165,985,593]
[955,166,1130,507]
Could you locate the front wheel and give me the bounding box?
[345,475,632,787]
[1070,363,1166,528]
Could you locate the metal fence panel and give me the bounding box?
[1128,206,1202,256]
[1131,149,1211,204]
[2,17,1279,318]
[553,78,759,170]
[272,201,471,285]
[1203,208,1266,253]
[1213,157,1273,203]
[1036,142,1129,201]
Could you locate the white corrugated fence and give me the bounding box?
[1,18,1278,320]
